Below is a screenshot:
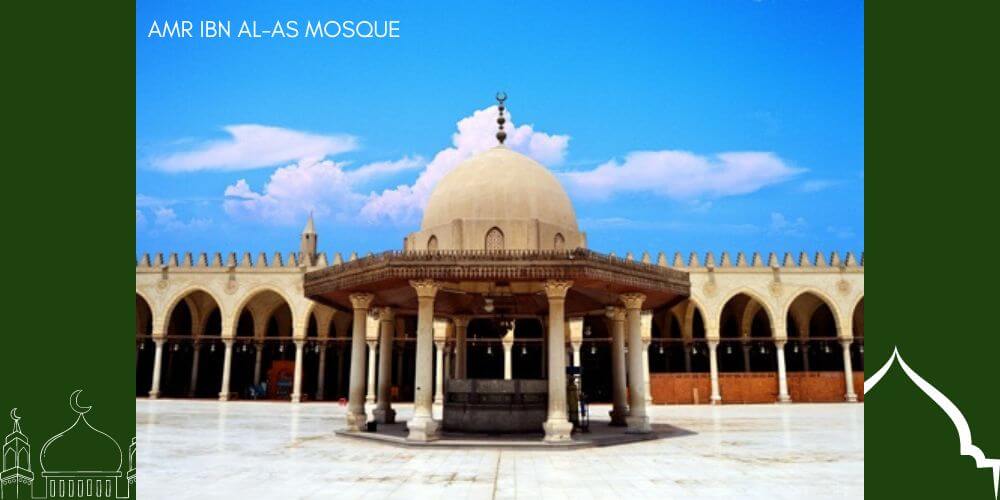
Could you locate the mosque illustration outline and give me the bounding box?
[1,391,135,500]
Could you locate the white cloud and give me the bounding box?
[563,151,802,201]
[150,207,211,231]
[360,106,570,223]
[223,156,423,225]
[769,212,807,235]
[799,179,841,193]
[153,124,358,172]
[827,225,856,239]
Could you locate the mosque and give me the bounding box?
[135,96,864,442]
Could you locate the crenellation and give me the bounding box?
[333,252,343,265]
[225,252,237,267]
[672,252,685,268]
[625,252,634,262]
[196,253,208,267]
[736,252,747,267]
[139,253,151,268]
[829,251,842,267]
[782,252,795,267]
[751,252,764,267]
[768,252,779,268]
[657,252,667,267]
[168,253,179,267]
[813,251,826,267]
[272,252,284,267]
[845,251,858,267]
[286,252,298,267]
[316,252,329,267]
[240,252,253,267]
[256,252,268,268]
[211,253,223,267]
[349,252,358,261]
[641,251,651,264]
[688,252,700,267]
[798,252,811,267]
[181,252,193,267]
[719,252,732,267]
[704,252,716,268]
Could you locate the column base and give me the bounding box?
[543,419,574,442]
[609,407,629,426]
[406,416,440,442]
[845,394,858,403]
[366,395,375,404]
[777,395,792,404]
[346,411,367,432]
[218,392,232,402]
[625,415,651,434]
[373,407,396,424]
[148,392,159,400]
[291,394,302,403]
[710,396,722,405]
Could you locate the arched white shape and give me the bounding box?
[866,349,1000,499]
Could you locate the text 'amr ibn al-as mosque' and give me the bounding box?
[135,97,864,442]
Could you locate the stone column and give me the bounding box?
[571,341,582,368]
[841,340,858,402]
[708,340,722,404]
[607,307,628,426]
[622,294,651,434]
[434,340,446,405]
[188,343,201,397]
[407,280,440,441]
[503,325,515,380]
[219,339,233,401]
[291,340,305,403]
[366,340,378,403]
[543,280,574,442]
[642,338,653,406]
[684,343,693,372]
[775,340,791,403]
[335,347,345,399]
[346,293,374,432]
[253,344,264,386]
[149,337,165,399]
[374,308,396,424]
[444,344,452,380]
[454,316,469,379]
[742,342,752,373]
[316,344,327,401]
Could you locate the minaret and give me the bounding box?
[1,409,34,500]
[300,212,318,266]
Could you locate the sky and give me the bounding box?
[136,0,863,258]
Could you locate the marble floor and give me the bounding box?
[136,400,863,499]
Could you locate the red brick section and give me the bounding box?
[650,372,866,404]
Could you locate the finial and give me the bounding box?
[10,408,21,432]
[495,91,508,145]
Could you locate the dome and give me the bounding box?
[421,146,579,232]
[40,414,122,473]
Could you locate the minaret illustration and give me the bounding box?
[1,409,34,499]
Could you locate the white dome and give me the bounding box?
[421,146,579,231]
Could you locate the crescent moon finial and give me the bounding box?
[495,91,508,145]
[9,407,19,422]
[70,389,92,415]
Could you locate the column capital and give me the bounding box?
[620,293,647,310]
[367,339,378,349]
[774,339,787,349]
[376,306,395,322]
[349,293,375,309]
[435,339,446,348]
[707,339,719,349]
[410,279,440,299]
[605,306,626,322]
[295,339,305,347]
[542,280,574,300]
[452,315,470,329]
[839,339,853,348]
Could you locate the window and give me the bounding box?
[427,235,438,251]
[553,233,565,250]
[485,227,504,251]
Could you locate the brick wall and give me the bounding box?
[650,372,865,404]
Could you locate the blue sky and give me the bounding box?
[136,0,863,258]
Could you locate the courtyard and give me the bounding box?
[136,400,863,499]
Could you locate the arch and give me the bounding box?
[718,292,775,372]
[164,289,223,337]
[553,233,565,250]
[162,286,225,332]
[782,288,844,335]
[427,235,438,251]
[485,227,505,251]
[135,294,152,336]
[718,288,777,328]
[231,285,298,336]
[852,296,864,338]
[18,447,28,468]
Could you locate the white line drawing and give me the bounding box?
[38,390,126,499]
[866,348,1000,499]
[2,408,35,499]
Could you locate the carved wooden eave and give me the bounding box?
[304,248,691,316]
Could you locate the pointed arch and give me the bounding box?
[485,227,505,251]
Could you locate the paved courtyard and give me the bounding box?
[137,399,863,499]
